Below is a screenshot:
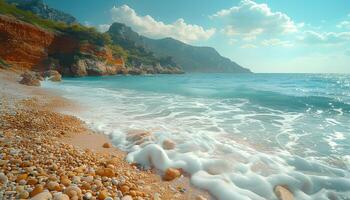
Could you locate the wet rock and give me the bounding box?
[102,142,112,148]
[275,185,294,200]
[126,131,152,145]
[163,168,181,181]
[162,139,176,150]
[42,70,62,82]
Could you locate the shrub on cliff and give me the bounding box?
[0,59,11,69]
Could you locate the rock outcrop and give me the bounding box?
[41,70,62,81]
[19,71,42,86]
[19,70,62,86]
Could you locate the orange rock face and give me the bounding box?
[0,15,54,70]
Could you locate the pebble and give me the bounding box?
[19,190,29,199]
[83,192,93,200]
[60,177,71,186]
[31,191,53,200]
[162,139,176,150]
[64,185,82,198]
[102,142,112,148]
[47,181,60,191]
[163,168,181,181]
[30,185,44,197]
[112,178,119,186]
[98,190,109,200]
[122,195,133,200]
[53,193,70,200]
[275,185,294,200]
[0,173,8,185]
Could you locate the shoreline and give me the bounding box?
[0,69,210,200]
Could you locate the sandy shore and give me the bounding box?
[0,69,210,200]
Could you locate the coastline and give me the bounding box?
[0,69,210,200]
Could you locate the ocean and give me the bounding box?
[43,73,350,200]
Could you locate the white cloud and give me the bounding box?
[337,21,350,29]
[228,38,237,45]
[241,44,258,49]
[97,24,111,32]
[110,5,215,43]
[300,31,350,45]
[261,39,293,47]
[211,0,298,39]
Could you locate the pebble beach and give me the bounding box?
[0,69,209,200]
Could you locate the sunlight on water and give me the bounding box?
[43,73,350,200]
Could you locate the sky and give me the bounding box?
[44,0,350,73]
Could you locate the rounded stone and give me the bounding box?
[163,168,181,181]
[19,190,29,199]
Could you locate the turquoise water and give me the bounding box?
[44,73,350,200]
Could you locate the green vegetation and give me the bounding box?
[108,44,128,61]
[0,0,110,46]
[0,58,11,69]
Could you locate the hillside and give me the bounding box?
[108,22,251,73]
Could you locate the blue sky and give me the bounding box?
[45,0,350,73]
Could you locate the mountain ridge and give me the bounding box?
[108,22,251,73]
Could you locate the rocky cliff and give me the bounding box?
[0,14,126,76]
[0,0,183,77]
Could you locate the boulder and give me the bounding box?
[42,70,62,82]
[19,71,42,86]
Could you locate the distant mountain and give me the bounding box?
[108,22,251,73]
[6,0,77,24]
